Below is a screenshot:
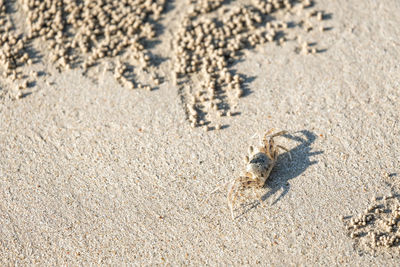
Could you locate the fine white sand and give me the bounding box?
[1,0,400,265]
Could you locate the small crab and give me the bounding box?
[227,130,290,218]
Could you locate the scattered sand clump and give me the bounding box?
[0,0,167,94]
[20,0,166,88]
[173,0,329,129]
[0,0,36,99]
[1,0,330,128]
[344,194,400,256]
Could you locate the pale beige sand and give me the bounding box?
[1,0,400,265]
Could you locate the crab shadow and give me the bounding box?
[239,130,323,217]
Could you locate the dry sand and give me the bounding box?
[1,0,400,265]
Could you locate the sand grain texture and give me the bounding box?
[1,0,400,265]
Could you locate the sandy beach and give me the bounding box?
[1,0,400,265]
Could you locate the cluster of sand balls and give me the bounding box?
[189,0,225,14]
[173,0,325,129]
[0,0,35,97]
[0,0,166,91]
[22,0,165,88]
[344,194,400,254]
